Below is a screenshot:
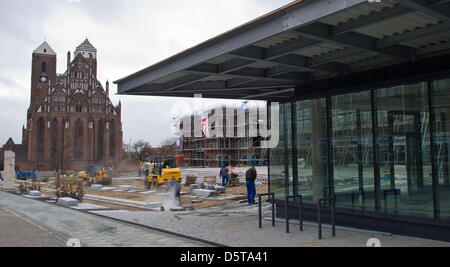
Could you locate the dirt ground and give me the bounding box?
[34,175,269,211]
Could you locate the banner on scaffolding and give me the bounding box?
[201,112,209,137]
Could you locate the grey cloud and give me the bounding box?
[0,0,293,147]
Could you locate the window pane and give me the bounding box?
[431,79,450,219]
[332,91,375,211]
[296,98,328,203]
[376,82,433,218]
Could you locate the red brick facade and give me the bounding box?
[1,40,123,171]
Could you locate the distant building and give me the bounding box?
[0,39,123,171]
[177,105,268,168]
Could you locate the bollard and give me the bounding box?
[258,193,275,229]
[318,198,336,240]
[285,194,303,233]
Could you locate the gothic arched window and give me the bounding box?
[37,117,45,161]
[41,62,47,73]
[109,120,116,159]
[74,119,84,159]
[97,119,105,160]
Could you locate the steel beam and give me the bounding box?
[377,21,450,48]
[397,0,450,22]
[116,0,368,93]
[332,5,412,36]
[296,22,410,59]
[183,66,299,83]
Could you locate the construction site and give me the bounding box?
[177,104,268,168]
[0,155,268,213]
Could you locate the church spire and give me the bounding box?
[74,38,97,59]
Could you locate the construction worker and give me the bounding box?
[245,166,257,204]
[167,180,182,206]
[220,165,229,187]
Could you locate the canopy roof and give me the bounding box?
[115,0,450,100]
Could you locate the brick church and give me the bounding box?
[0,39,123,171]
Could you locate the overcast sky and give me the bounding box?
[0,0,292,147]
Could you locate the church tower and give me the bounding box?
[30,41,57,111]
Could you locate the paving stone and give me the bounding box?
[29,190,42,197]
[206,185,216,190]
[118,185,135,191]
[215,186,226,194]
[145,202,163,209]
[139,190,156,194]
[91,184,103,191]
[193,189,217,198]
[100,187,116,191]
[57,197,78,207]
[191,184,200,190]
[69,203,111,211]
[0,191,204,247]
[23,194,50,200]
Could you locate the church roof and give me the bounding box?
[75,39,97,53]
[33,41,56,56]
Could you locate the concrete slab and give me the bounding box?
[57,197,78,207]
[91,184,103,191]
[29,190,42,197]
[215,186,226,194]
[193,189,217,198]
[69,203,111,211]
[139,190,157,194]
[191,184,200,190]
[100,187,116,191]
[23,194,50,200]
[145,202,163,209]
[118,185,135,192]
[206,185,216,191]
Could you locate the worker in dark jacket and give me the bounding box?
[167,180,182,206]
[220,166,229,187]
[245,166,257,204]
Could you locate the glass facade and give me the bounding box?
[269,78,450,220]
[294,99,329,203]
[332,92,375,211]
[269,104,288,198]
[431,79,450,219]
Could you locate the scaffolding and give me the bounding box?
[177,104,268,168]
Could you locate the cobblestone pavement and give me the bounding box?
[92,202,450,247]
[0,207,65,247]
[0,191,207,247]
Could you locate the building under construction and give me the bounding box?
[177,105,268,168]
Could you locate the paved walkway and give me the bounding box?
[0,191,207,247]
[0,207,65,247]
[93,202,450,247]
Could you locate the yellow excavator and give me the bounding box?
[80,165,112,186]
[144,156,181,189]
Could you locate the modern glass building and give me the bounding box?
[269,79,450,240]
[115,0,450,241]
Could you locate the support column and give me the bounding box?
[311,100,327,203]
